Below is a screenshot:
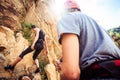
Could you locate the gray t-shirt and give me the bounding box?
[57,11,120,69]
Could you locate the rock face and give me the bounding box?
[0,0,61,80]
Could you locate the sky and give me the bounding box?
[53,0,120,30]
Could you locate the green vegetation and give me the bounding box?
[39,61,48,80]
[108,26,120,49]
[21,22,33,44]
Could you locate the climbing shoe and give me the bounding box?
[34,68,40,73]
[4,65,14,71]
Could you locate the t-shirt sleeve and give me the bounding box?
[57,13,80,44]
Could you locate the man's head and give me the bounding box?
[64,0,81,12]
[31,25,36,29]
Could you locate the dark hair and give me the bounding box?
[31,25,36,29]
[67,8,81,12]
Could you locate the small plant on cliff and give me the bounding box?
[39,61,48,80]
[21,22,33,44]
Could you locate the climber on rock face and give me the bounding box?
[4,25,48,73]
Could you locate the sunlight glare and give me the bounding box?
[51,0,65,17]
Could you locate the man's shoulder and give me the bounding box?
[61,12,86,20]
[40,29,45,35]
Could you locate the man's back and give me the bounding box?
[57,11,120,69]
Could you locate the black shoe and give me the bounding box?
[34,68,40,73]
[4,65,14,71]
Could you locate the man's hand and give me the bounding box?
[46,50,48,55]
[31,45,34,50]
[54,60,61,72]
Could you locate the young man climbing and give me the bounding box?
[4,25,48,73]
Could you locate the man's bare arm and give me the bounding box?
[60,33,80,80]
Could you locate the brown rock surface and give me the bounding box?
[0,0,61,80]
